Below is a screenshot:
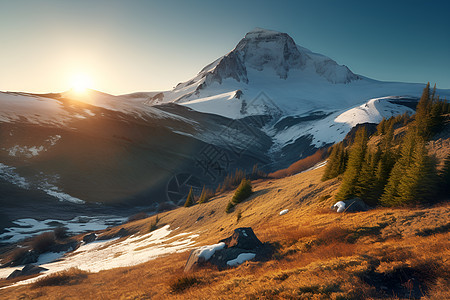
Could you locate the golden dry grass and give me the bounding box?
[1,166,449,299]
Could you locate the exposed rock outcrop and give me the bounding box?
[185,227,272,272]
[7,264,48,279]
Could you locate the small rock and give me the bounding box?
[7,264,48,279]
[83,233,97,244]
[116,228,129,238]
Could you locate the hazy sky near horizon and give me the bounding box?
[1,0,449,94]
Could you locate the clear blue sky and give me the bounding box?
[1,0,449,94]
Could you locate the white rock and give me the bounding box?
[279,209,289,216]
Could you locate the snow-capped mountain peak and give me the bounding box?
[150,28,364,112]
[203,27,360,85]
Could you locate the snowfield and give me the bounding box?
[0,225,199,288]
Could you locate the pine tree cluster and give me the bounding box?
[323,83,449,207]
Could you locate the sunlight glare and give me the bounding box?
[71,73,92,93]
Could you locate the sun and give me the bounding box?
[71,73,92,93]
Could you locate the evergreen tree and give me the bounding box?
[415,82,432,138]
[380,128,418,206]
[198,186,207,204]
[439,154,450,197]
[322,142,346,181]
[335,128,368,201]
[184,187,194,207]
[377,117,387,135]
[354,150,377,204]
[395,139,438,205]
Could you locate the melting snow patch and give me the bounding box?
[42,188,85,204]
[279,209,289,216]
[36,252,65,265]
[196,242,226,260]
[226,253,256,266]
[172,130,194,137]
[83,109,95,116]
[0,216,126,244]
[46,135,61,146]
[0,163,30,189]
[0,225,199,288]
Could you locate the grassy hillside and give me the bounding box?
[1,162,449,299]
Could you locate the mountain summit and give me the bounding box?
[147,28,426,119]
[231,27,359,83]
[162,28,360,105]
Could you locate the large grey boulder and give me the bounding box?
[185,227,268,272]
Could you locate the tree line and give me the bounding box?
[322,83,450,206]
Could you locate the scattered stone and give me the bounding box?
[83,233,97,244]
[50,240,79,252]
[9,250,39,267]
[7,264,48,279]
[116,228,129,238]
[331,198,369,213]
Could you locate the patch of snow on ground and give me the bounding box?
[46,135,61,146]
[36,252,65,265]
[226,253,256,266]
[6,135,61,158]
[83,109,96,116]
[8,145,45,157]
[190,242,225,261]
[279,209,289,216]
[42,188,85,204]
[0,225,199,288]
[0,216,126,244]
[172,130,194,137]
[0,163,30,189]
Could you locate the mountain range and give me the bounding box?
[1,28,449,233]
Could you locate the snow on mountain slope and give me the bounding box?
[0,90,191,126]
[270,96,417,151]
[0,92,75,125]
[143,28,449,121]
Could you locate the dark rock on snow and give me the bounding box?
[7,264,48,279]
[8,250,39,267]
[185,227,272,272]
